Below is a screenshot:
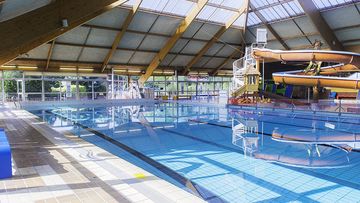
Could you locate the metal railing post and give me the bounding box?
[339,99,342,116]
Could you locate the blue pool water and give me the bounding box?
[29,103,360,202]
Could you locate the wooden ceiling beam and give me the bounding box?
[82,24,242,47]
[137,0,208,85]
[101,0,142,72]
[45,40,55,71]
[182,0,249,75]
[4,59,232,75]
[46,41,236,60]
[0,0,128,66]
[298,0,344,50]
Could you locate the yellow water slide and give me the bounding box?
[252,49,360,89]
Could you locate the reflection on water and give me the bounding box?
[28,103,360,202]
[231,112,358,169]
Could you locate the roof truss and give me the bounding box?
[298,0,344,50]
[101,0,143,72]
[181,0,249,75]
[138,0,208,85]
[0,0,128,66]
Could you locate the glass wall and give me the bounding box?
[145,75,231,99]
[0,70,231,102]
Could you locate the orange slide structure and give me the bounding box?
[252,49,360,89]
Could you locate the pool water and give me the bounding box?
[29,103,360,202]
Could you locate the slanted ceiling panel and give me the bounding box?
[205,43,224,56]
[109,50,134,64]
[160,54,176,66]
[193,56,211,68]
[170,55,193,67]
[24,44,50,60]
[182,22,204,38]
[216,46,240,57]
[87,8,129,29]
[181,40,207,54]
[149,16,182,35]
[193,24,222,40]
[286,37,311,49]
[79,47,108,62]
[86,28,118,47]
[129,52,156,65]
[170,39,189,53]
[293,16,317,35]
[219,28,243,44]
[204,57,226,69]
[57,26,91,45]
[138,35,169,51]
[118,32,145,49]
[128,12,158,32]
[322,5,360,29]
[271,20,303,38]
[335,27,360,43]
[51,44,82,61]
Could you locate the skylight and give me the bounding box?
[123,0,247,28]
[313,0,355,9]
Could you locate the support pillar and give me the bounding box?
[22,72,25,102]
[262,59,265,91]
[111,68,114,99]
[175,70,179,98]
[41,73,45,101]
[91,81,95,100]
[256,60,260,72]
[76,74,80,100]
[313,86,319,102]
[1,71,4,103]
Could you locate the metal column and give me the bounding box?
[262,59,265,91]
[175,70,179,97]
[76,74,80,100]
[111,68,114,99]
[41,73,45,101]
[1,71,4,103]
[22,72,25,102]
[91,81,95,100]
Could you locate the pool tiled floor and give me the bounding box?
[0,108,204,203]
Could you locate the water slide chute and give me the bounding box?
[252,49,360,89]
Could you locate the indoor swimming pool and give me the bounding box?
[27,103,360,202]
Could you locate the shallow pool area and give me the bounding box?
[29,102,360,202]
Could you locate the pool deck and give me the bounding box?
[0,107,204,203]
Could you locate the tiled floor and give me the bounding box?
[0,108,204,203]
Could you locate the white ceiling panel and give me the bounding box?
[181,40,207,54]
[128,12,158,32]
[87,8,129,28]
[78,47,107,62]
[129,52,156,64]
[24,44,50,60]
[86,29,117,47]
[118,32,145,49]
[57,27,91,45]
[51,44,82,61]
[149,16,182,35]
[109,50,134,64]
[138,35,169,51]
[170,55,193,67]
